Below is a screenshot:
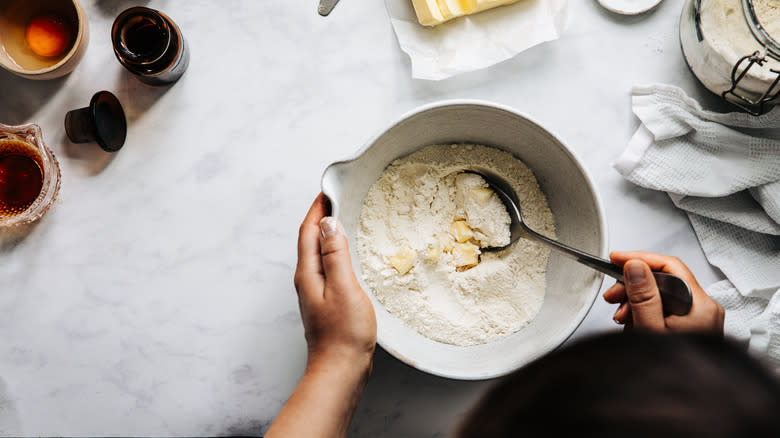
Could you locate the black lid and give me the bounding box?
[64,91,127,152]
[90,91,127,152]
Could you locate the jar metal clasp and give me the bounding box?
[722,49,780,116]
[721,0,780,115]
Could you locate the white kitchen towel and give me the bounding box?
[708,281,780,372]
[613,84,780,370]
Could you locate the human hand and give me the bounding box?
[603,251,724,334]
[267,195,377,438]
[294,193,377,372]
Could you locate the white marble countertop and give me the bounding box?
[0,0,727,436]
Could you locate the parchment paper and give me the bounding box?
[386,0,569,80]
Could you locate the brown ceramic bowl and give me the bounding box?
[0,0,89,80]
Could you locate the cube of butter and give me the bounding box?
[411,0,521,27]
[470,187,495,205]
[451,242,481,270]
[449,220,475,243]
[389,245,417,275]
[427,234,457,261]
[440,233,455,252]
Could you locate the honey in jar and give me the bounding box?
[0,140,44,216]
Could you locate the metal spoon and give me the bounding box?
[465,169,693,316]
[318,0,341,16]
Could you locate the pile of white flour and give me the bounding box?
[357,144,555,346]
[754,0,780,36]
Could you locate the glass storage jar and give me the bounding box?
[680,0,780,115]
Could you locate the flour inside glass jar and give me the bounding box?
[690,0,780,98]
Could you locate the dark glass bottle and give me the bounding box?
[111,7,189,86]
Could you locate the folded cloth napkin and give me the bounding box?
[613,84,780,372]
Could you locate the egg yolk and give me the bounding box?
[25,15,70,57]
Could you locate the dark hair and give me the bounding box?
[457,332,780,437]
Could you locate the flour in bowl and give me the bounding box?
[357,144,555,346]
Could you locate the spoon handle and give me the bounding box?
[523,225,693,316]
[318,0,341,15]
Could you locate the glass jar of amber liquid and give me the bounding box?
[0,123,61,227]
[111,7,189,86]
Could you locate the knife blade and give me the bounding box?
[318,0,341,16]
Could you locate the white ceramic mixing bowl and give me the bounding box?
[321,101,607,380]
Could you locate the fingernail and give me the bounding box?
[320,217,342,238]
[625,261,647,285]
[613,302,628,323]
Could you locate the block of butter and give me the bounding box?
[389,245,417,275]
[411,0,522,26]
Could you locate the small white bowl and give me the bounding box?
[322,101,607,380]
[598,0,663,16]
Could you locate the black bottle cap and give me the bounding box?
[64,91,127,152]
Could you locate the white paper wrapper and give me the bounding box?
[386,0,569,80]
